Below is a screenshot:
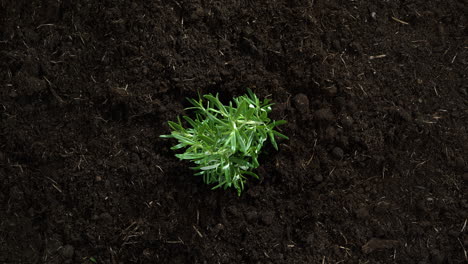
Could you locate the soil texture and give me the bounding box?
[1,0,467,263]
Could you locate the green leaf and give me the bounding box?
[236,131,246,153]
[205,111,227,126]
[171,133,196,145]
[273,130,289,139]
[204,94,227,115]
[230,132,236,152]
[198,135,214,145]
[175,153,205,160]
[200,164,220,170]
[186,97,200,107]
[160,90,288,195]
[272,120,287,126]
[234,99,247,119]
[269,131,278,150]
[170,143,187,150]
[212,180,227,190]
[251,156,259,168]
[242,170,259,179]
[223,162,232,179]
[168,121,184,131]
[183,116,198,128]
[246,88,256,100]
[229,156,251,167]
[245,131,254,150]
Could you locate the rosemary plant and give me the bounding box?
[160,90,288,195]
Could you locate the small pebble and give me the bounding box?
[261,211,275,226]
[306,234,315,245]
[447,230,459,237]
[292,93,309,113]
[130,153,140,162]
[346,101,357,112]
[9,90,18,98]
[375,201,391,213]
[362,238,399,254]
[334,97,346,109]
[396,108,412,122]
[313,174,323,182]
[430,249,445,264]
[341,115,354,128]
[416,200,427,212]
[245,210,258,222]
[355,207,370,219]
[315,108,334,121]
[143,248,153,258]
[61,245,74,259]
[455,157,465,169]
[213,223,224,235]
[337,136,349,148]
[227,206,240,217]
[463,173,468,182]
[325,126,337,141]
[99,212,113,222]
[322,85,337,96]
[332,147,344,159]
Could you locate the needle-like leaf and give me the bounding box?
[160,90,288,195]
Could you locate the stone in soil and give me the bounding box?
[61,245,74,259]
[292,93,309,114]
[314,108,334,121]
[332,147,344,159]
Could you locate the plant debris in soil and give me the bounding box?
[1,0,467,263]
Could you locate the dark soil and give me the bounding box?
[1,0,467,263]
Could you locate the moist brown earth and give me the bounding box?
[1,0,467,263]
